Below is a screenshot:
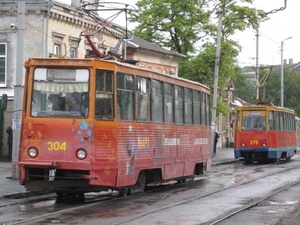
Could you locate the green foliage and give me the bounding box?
[265,69,300,116]
[129,0,213,55]
[232,66,256,104]
[130,0,268,116]
[217,98,231,116]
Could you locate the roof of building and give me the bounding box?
[242,61,300,74]
[53,1,184,59]
[127,36,185,58]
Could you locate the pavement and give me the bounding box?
[0,148,237,198]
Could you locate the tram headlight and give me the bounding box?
[262,142,267,148]
[241,142,246,147]
[28,147,38,158]
[76,149,87,160]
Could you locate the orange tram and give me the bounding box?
[18,57,211,197]
[234,105,297,164]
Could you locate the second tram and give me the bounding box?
[234,105,297,164]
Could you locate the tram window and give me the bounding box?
[164,83,174,123]
[193,90,200,125]
[184,88,193,124]
[31,68,89,118]
[205,93,210,126]
[241,111,266,130]
[201,92,205,125]
[136,76,151,122]
[153,80,163,123]
[268,111,275,131]
[117,73,134,121]
[279,112,284,131]
[95,70,114,120]
[175,85,183,124]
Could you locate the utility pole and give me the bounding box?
[211,0,236,157]
[255,18,270,101]
[11,0,25,179]
[255,25,259,100]
[280,36,292,107]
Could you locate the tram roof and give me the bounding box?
[26,57,210,92]
[235,105,295,113]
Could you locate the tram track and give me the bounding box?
[106,161,300,225]
[205,180,300,225]
[2,158,300,225]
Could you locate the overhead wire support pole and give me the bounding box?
[11,0,25,179]
[255,24,259,100]
[211,0,236,131]
[280,36,292,107]
[211,9,223,131]
[211,0,236,157]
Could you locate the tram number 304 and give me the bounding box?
[250,140,259,145]
[47,141,67,151]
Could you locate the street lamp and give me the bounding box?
[255,17,270,100]
[280,36,292,107]
[211,0,236,130]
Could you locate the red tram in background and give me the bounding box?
[234,105,297,164]
[18,57,211,197]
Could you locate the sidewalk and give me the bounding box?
[0,148,236,197]
[212,147,237,165]
[0,161,26,197]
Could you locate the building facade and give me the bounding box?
[0,0,184,158]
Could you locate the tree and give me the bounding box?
[265,69,300,116]
[233,67,256,104]
[129,0,267,115]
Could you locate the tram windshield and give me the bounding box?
[31,68,89,118]
[242,110,266,131]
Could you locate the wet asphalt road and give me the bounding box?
[2,157,300,224]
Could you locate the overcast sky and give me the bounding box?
[58,0,298,67]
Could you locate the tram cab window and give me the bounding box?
[31,68,89,118]
[242,111,266,131]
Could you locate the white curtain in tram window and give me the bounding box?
[34,81,88,93]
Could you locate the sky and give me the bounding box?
[58,0,299,67]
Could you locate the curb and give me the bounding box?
[212,159,239,166]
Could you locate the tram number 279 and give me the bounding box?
[47,141,67,151]
[250,140,258,145]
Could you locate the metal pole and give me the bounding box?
[255,25,259,100]
[211,10,223,131]
[11,0,25,179]
[280,36,292,107]
[280,41,284,107]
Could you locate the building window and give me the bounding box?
[53,44,61,56]
[0,43,7,86]
[69,47,77,58]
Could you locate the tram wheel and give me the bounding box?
[56,191,65,202]
[137,171,146,193]
[177,178,186,184]
[78,193,85,202]
[244,157,252,164]
[119,188,131,197]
